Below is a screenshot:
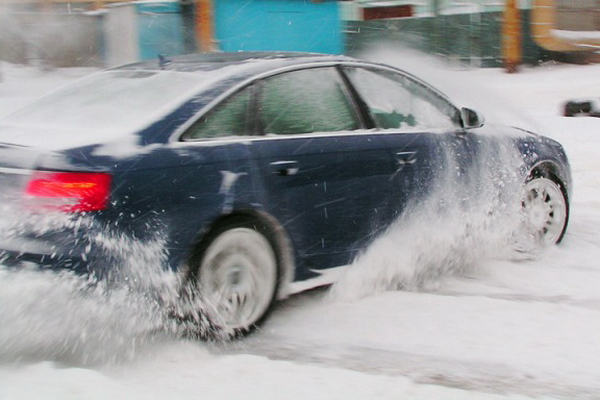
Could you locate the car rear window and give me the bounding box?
[1,70,208,134]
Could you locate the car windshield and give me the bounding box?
[1,70,208,134]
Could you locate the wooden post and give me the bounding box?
[92,1,105,10]
[502,0,522,73]
[196,0,214,52]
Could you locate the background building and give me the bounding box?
[1,0,599,68]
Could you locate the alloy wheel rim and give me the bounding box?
[522,178,567,247]
[199,227,277,331]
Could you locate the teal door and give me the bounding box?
[137,2,185,60]
[215,0,343,54]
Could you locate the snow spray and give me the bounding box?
[330,132,534,302]
[0,212,228,366]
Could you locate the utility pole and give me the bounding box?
[502,0,522,73]
[196,0,214,52]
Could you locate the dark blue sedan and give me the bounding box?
[0,52,571,335]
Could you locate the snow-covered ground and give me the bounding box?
[0,53,599,400]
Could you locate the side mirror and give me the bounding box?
[460,108,484,129]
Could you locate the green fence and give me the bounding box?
[345,10,545,68]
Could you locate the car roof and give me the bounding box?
[113,52,357,75]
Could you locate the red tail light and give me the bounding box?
[25,171,112,212]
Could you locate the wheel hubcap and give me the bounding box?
[199,227,277,331]
[522,178,567,247]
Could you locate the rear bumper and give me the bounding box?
[0,212,175,280]
[0,210,114,277]
[0,235,91,275]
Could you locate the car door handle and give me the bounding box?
[270,160,300,176]
[395,151,418,166]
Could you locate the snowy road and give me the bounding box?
[1,55,600,399]
[231,57,600,399]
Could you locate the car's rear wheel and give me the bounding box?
[521,177,569,246]
[191,217,279,336]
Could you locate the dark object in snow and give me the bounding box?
[563,99,600,117]
[158,54,172,70]
[0,52,573,337]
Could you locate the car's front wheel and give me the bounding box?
[189,217,279,337]
[521,176,569,247]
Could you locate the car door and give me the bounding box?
[249,66,419,277]
[341,66,467,207]
[167,85,259,263]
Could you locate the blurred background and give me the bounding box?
[0,1,599,70]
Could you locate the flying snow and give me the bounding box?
[330,132,535,302]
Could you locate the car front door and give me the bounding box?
[249,66,415,278]
[341,66,466,209]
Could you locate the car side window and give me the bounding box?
[344,67,459,131]
[183,86,253,140]
[259,68,360,135]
